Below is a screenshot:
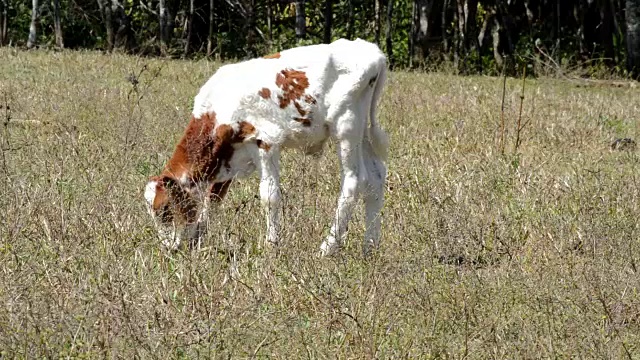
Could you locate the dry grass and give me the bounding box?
[1,48,640,358]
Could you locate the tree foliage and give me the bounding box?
[2,0,640,77]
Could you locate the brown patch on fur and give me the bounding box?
[162,112,251,183]
[304,94,317,104]
[237,121,256,140]
[163,112,215,179]
[258,87,271,99]
[273,69,313,126]
[263,52,281,59]
[293,117,312,127]
[293,102,308,116]
[256,139,271,151]
[275,69,310,109]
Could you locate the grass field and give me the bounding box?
[1,48,640,358]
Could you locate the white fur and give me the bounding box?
[144,181,157,215]
[154,38,389,256]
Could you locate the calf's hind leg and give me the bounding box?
[362,139,386,256]
[320,111,367,256]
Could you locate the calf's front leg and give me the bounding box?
[258,146,282,246]
[188,180,233,250]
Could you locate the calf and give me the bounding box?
[144,38,389,257]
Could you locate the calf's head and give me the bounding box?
[144,112,257,250]
[144,175,205,249]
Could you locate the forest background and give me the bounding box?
[3,0,640,78]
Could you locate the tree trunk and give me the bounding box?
[97,0,114,51]
[159,0,168,54]
[0,0,8,46]
[611,0,623,62]
[323,0,333,43]
[627,0,640,78]
[453,0,462,69]
[385,0,394,69]
[477,7,493,50]
[464,0,480,72]
[113,0,136,52]
[346,0,354,40]
[207,0,215,56]
[500,9,514,56]
[413,0,434,66]
[523,0,534,24]
[492,15,503,68]
[442,0,450,54]
[53,0,64,48]
[573,0,585,57]
[267,0,272,46]
[554,0,561,57]
[295,0,306,39]
[245,0,256,57]
[27,0,38,49]
[463,0,478,51]
[167,0,178,44]
[599,0,615,64]
[375,0,381,45]
[409,1,416,67]
[611,0,622,33]
[184,0,194,55]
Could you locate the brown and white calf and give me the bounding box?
[144,38,389,256]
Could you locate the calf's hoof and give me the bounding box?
[319,237,341,257]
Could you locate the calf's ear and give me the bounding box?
[154,175,176,189]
